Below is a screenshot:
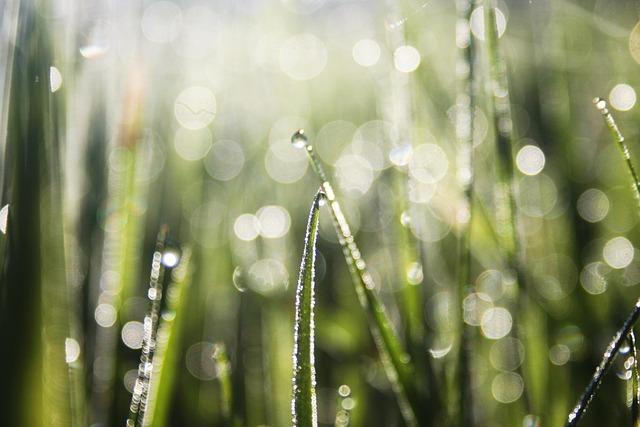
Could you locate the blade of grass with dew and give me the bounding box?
[291,190,323,427]
[144,247,192,427]
[451,0,477,424]
[629,331,639,426]
[127,226,169,426]
[566,299,640,426]
[564,97,640,426]
[291,130,419,427]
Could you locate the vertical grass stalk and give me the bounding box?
[452,0,477,424]
[291,190,323,427]
[292,130,419,426]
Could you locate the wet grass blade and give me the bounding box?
[630,331,639,426]
[292,130,418,426]
[144,247,192,427]
[213,343,233,425]
[593,97,640,208]
[291,190,323,427]
[567,300,640,426]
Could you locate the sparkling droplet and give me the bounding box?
[161,249,180,268]
[291,129,309,148]
[400,211,411,227]
[232,266,247,292]
[407,262,423,285]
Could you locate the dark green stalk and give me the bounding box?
[291,190,323,427]
[452,0,477,424]
[292,130,419,427]
[630,331,639,426]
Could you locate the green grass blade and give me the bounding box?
[593,97,640,208]
[567,299,640,426]
[291,190,323,427]
[143,247,192,427]
[630,331,639,426]
[213,343,233,424]
[292,130,418,426]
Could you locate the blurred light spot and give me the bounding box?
[171,6,220,59]
[121,321,144,349]
[123,369,138,393]
[549,344,570,366]
[338,384,351,397]
[174,127,212,161]
[161,249,180,268]
[335,154,374,198]
[279,33,327,80]
[341,398,356,410]
[491,372,523,403]
[265,140,308,183]
[248,258,289,295]
[476,270,504,301]
[141,1,182,44]
[65,337,80,363]
[409,144,448,184]
[389,144,412,166]
[516,175,557,218]
[79,20,111,58]
[257,205,291,239]
[316,120,356,165]
[481,307,512,339]
[0,204,8,234]
[603,236,634,269]
[580,261,609,294]
[95,303,117,327]
[234,214,260,241]
[470,7,507,41]
[408,206,451,242]
[490,337,524,371]
[174,86,216,130]
[393,45,420,73]
[352,39,380,67]
[516,145,545,176]
[49,66,62,92]
[186,342,217,380]
[609,84,636,111]
[577,188,609,223]
[204,140,245,181]
[463,292,493,326]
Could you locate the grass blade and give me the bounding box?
[291,190,323,427]
[593,97,640,207]
[630,331,639,426]
[144,247,192,427]
[567,299,640,426]
[292,130,418,426]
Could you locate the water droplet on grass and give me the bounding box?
[291,129,309,148]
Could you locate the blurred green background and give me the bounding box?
[2,0,640,426]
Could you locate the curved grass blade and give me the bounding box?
[566,299,640,426]
[593,97,640,207]
[291,190,324,427]
[292,130,418,426]
[567,99,640,426]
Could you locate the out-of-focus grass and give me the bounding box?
[4,0,640,426]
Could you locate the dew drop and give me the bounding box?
[400,211,411,227]
[291,129,309,148]
[232,266,247,292]
[161,249,180,268]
